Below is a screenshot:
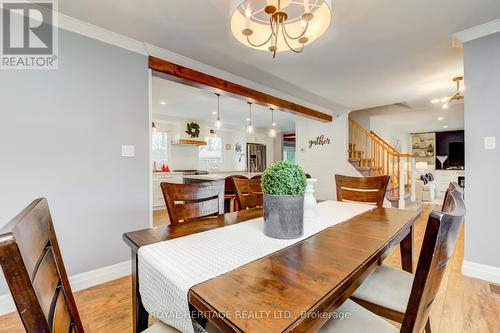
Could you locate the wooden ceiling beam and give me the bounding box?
[149,56,332,123]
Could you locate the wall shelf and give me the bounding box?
[412,133,436,167]
[171,139,207,146]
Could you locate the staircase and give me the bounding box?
[348,117,416,208]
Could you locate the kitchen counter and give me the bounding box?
[183,172,262,181]
[152,171,184,175]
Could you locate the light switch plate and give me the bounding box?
[484,136,496,150]
[121,145,135,157]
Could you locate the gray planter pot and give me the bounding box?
[263,194,304,239]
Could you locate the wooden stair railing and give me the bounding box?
[349,117,416,198]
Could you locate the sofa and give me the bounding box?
[415,172,437,202]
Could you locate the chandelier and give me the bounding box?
[230,0,333,58]
[431,76,464,109]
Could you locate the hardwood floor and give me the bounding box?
[153,208,170,226]
[1,204,499,333]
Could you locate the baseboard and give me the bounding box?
[69,260,131,292]
[462,260,500,284]
[0,260,131,316]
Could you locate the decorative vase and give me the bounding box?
[304,178,318,220]
[263,194,304,239]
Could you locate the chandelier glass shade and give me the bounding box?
[246,102,254,134]
[269,108,277,137]
[230,0,332,58]
[214,93,222,129]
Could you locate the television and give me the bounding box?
[448,142,464,168]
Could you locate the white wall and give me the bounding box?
[0,30,149,294]
[462,31,500,280]
[350,106,412,153]
[296,114,359,200]
[153,114,277,171]
[370,117,412,154]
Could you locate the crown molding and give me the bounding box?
[57,13,148,55]
[453,18,500,44]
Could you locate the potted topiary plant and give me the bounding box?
[261,160,307,239]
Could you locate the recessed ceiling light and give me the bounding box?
[441,97,449,103]
[212,111,217,115]
[442,104,449,109]
[160,100,166,105]
[443,125,449,129]
[437,117,444,121]
[431,99,440,104]
[246,117,251,121]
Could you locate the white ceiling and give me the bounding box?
[152,76,298,132]
[352,102,464,134]
[59,0,500,111]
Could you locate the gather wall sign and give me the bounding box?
[308,135,331,149]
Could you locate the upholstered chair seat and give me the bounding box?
[143,322,181,333]
[318,299,398,333]
[351,264,414,313]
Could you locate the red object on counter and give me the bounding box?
[161,164,166,172]
[165,164,171,172]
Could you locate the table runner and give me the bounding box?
[138,201,373,333]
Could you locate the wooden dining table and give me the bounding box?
[123,204,420,333]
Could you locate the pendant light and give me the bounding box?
[214,93,222,129]
[152,122,157,132]
[269,108,277,138]
[246,102,254,134]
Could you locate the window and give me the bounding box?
[152,131,168,165]
[199,136,223,163]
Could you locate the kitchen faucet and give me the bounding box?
[238,153,248,173]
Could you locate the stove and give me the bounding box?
[173,169,209,176]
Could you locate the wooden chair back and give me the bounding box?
[224,175,247,194]
[233,177,263,210]
[442,182,463,212]
[161,179,225,224]
[335,175,390,207]
[0,198,84,333]
[401,188,466,333]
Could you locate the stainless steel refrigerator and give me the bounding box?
[247,143,266,172]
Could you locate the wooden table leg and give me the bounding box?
[400,225,414,273]
[132,249,149,333]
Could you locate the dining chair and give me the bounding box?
[0,198,182,333]
[233,177,263,210]
[161,179,225,224]
[442,182,463,212]
[319,184,465,333]
[335,174,390,207]
[224,175,247,212]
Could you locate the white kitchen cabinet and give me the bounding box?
[434,170,465,195]
[153,173,183,210]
